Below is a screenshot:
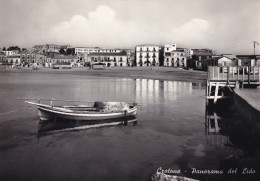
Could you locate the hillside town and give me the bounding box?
[0,43,259,70]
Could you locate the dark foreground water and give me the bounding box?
[0,71,259,181]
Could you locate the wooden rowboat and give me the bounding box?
[25,101,137,121]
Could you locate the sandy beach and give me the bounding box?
[0,66,207,83]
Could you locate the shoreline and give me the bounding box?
[0,67,207,83]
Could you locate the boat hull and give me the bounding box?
[38,106,137,121]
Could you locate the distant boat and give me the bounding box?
[25,101,137,121]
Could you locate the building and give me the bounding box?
[33,44,71,53]
[124,49,135,66]
[74,47,99,66]
[164,43,177,53]
[0,52,6,65]
[49,55,78,68]
[4,55,21,67]
[188,49,214,69]
[1,50,19,56]
[75,47,99,55]
[88,52,128,67]
[97,48,122,53]
[135,45,159,66]
[163,44,187,67]
[19,50,45,67]
[201,56,234,70]
[236,55,260,66]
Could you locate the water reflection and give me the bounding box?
[38,116,137,134]
[205,104,260,179]
[135,79,193,103]
[205,108,230,148]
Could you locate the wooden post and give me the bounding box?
[214,83,219,104]
[232,67,234,80]
[235,81,240,89]
[212,66,215,80]
[207,66,211,80]
[258,66,260,81]
[217,67,219,80]
[227,66,230,84]
[253,66,255,80]
[206,81,209,105]
[237,66,239,80]
[242,67,244,89]
[242,67,245,82]
[209,82,212,96]
[248,66,250,85]
[222,67,224,80]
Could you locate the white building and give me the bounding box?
[88,52,128,67]
[97,48,122,53]
[164,43,177,53]
[5,55,21,67]
[163,44,187,67]
[75,47,99,55]
[135,45,159,66]
[1,50,19,56]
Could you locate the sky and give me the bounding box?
[0,0,260,54]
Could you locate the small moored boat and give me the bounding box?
[25,100,137,121]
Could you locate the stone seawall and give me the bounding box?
[233,89,260,123]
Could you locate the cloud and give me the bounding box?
[48,6,212,49]
[170,18,211,47]
[47,5,136,47]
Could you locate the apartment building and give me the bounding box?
[88,52,128,67]
[163,44,187,67]
[135,45,159,66]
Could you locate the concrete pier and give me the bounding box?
[233,89,260,122]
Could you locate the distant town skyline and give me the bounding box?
[0,0,260,54]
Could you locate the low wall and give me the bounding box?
[233,90,260,123]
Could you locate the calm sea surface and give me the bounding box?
[0,71,259,181]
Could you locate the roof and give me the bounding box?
[89,52,127,56]
[192,52,213,56]
[202,57,232,61]
[19,49,43,55]
[33,45,46,49]
[172,49,185,52]
[236,55,260,59]
[6,55,20,58]
[51,55,77,59]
